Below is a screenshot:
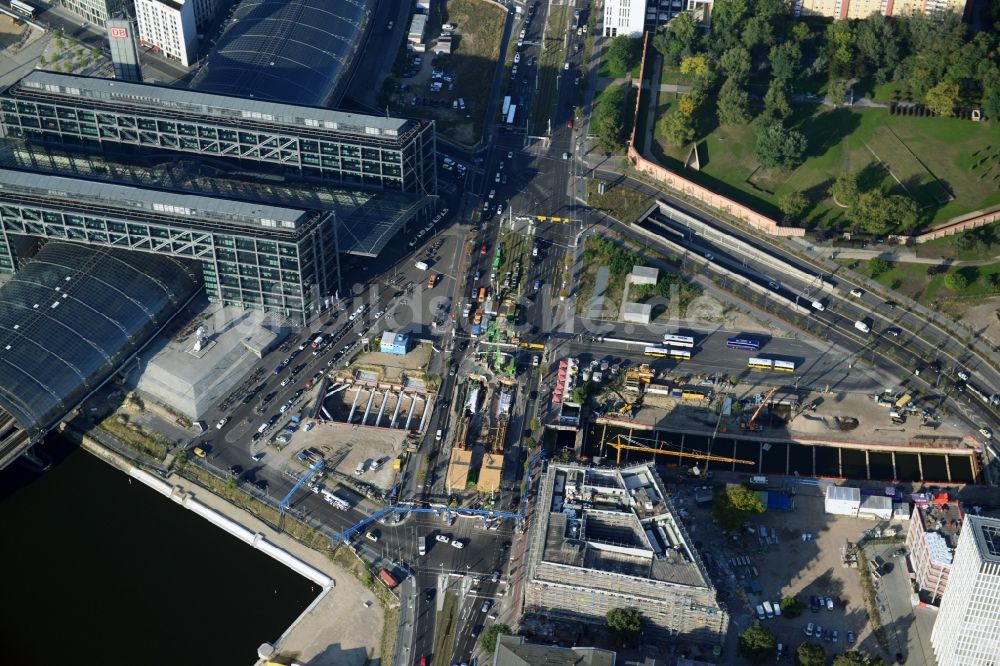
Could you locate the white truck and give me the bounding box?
[415,261,429,271]
[321,489,349,510]
[855,320,871,333]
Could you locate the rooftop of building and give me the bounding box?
[0,167,325,234]
[0,242,200,467]
[966,514,1000,563]
[536,464,711,589]
[493,635,616,666]
[914,496,966,550]
[8,70,413,139]
[0,144,433,256]
[188,0,374,108]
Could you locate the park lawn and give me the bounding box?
[651,103,1000,231]
[586,179,656,223]
[914,223,1000,260]
[659,63,695,87]
[530,4,571,136]
[846,258,1000,305]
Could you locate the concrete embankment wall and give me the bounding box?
[77,432,332,587]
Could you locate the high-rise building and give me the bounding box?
[603,0,714,37]
[134,0,200,67]
[61,0,130,28]
[792,0,972,19]
[930,514,1000,666]
[0,71,437,195]
[906,500,965,603]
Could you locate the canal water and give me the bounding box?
[585,424,976,484]
[0,436,316,666]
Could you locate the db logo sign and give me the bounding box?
[109,27,128,38]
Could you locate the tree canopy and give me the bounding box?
[592,84,631,152]
[753,123,806,170]
[605,607,642,643]
[796,642,826,666]
[711,483,765,531]
[833,652,886,666]
[738,625,777,664]
[481,624,512,654]
[606,36,642,75]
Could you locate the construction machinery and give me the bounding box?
[624,364,654,391]
[741,387,778,431]
[604,434,755,467]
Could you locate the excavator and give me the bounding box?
[740,387,778,432]
[604,434,755,468]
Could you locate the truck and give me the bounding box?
[415,260,429,271]
[894,394,912,410]
[763,600,775,618]
[321,489,349,510]
[418,535,427,556]
[854,320,871,333]
[378,568,399,589]
[502,95,511,116]
[427,273,438,289]
[506,105,517,125]
[311,335,324,349]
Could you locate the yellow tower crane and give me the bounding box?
[604,434,756,467]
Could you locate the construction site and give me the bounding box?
[522,463,728,644]
[445,375,517,494]
[571,364,981,484]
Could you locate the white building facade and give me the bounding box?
[135,0,219,67]
[930,515,1000,666]
[603,0,714,37]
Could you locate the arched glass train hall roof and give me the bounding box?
[191,0,375,107]
[0,242,200,469]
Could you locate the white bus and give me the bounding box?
[662,334,695,348]
[10,0,35,17]
[506,105,516,125]
[501,96,511,116]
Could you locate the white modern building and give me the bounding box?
[930,514,1000,666]
[135,0,220,67]
[603,0,714,37]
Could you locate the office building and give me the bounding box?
[492,635,616,666]
[62,0,130,27]
[906,500,964,603]
[0,71,437,195]
[930,514,1000,666]
[524,464,727,643]
[604,0,714,37]
[792,0,971,19]
[134,0,217,67]
[0,168,339,323]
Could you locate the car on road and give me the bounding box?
[488,189,496,200]
[850,288,864,297]
[254,479,268,492]
[436,534,450,543]
[831,630,838,643]
[507,151,513,159]
[566,117,574,129]
[885,327,901,337]
[280,376,292,387]
[810,595,819,612]
[386,20,393,29]
[481,600,492,612]
[494,171,501,183]
[980,427,992,438]
[228,465,242,477]
[703,252,714,261]
[365,530,379,542]
[846,631,855,644]
[767,279,780,290]
[216,416,230,429]
[425,588,435,601]
[958,369,971,381]
[491,570,500,583]
[563,62,569,70]
[192,445,208,458]
[304,421,315,431]
[451,539,465,549]
[497,203,504,215]
[276,434,291,444]
[805,622,814,636]
[419,658,427,666]
[251,451,265,461]
[825,597,834,610]
[470,625,482,639]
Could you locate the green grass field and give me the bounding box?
[844,258,1000,306]
[651,103,1000,230]
[529,4,570,136]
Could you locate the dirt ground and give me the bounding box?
[950,297,1000,348]
[0,15,28,50]
[289,421,409,491]
[352,343,433,383]
[679,488,888,660]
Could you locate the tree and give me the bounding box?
[592,84,629,152]
[868,257,891,278]
[481,624,512,654]
[833,652,886,666]
[717,78,751,126]
[763,79,793,121]
[742,15,775,53]
[779,191,809,220]
[753,123,806,169]
[606,36,642,75]
[738,625,777,664]
[886,195,920,232]
[830,172,860,207]
[791,21,811,43]
[796,642,826,666]
[770,42,802,81]
[925,80,959,117]
[852,191,894,234]
[709,0,749,51]
[827,77,849,106]
[659,105,697,146]
[780,596,805,618]
[711,483,765,531]
[719,46,751,80]
[669,10,698,52]
[605,607,642,643]
[680,54,713,83]
[945,270,970,291]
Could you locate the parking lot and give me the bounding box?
[678,487,892,661]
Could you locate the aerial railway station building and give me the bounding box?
[0,71,437,195]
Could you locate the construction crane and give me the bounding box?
[741,387,779,431]
[604,434,755,467]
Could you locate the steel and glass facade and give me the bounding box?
[0,169,339,324]
[0,71,437,195]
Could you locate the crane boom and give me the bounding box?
[742,387,778,431]
[605,434,755,466]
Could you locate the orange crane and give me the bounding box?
[741,387,779,431]
[604,434,755,467]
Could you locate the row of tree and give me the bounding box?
[739,625,887,666]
